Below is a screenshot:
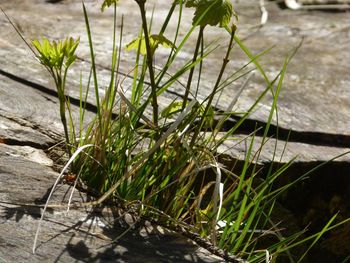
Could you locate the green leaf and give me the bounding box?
[199,103,214,127]
[126,34,176,56]
[150,34,176,49]
[32,39,44,57]
[125,36,147,56]
[65,54,77,68]
[185,0,201,8]
[32,37,79,70]
[186,0,235,28]
[161,101,186,118]
[64,37,80,67]
[101,0,118,12]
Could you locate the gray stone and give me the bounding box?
[217,133,350,164]
[1,0,350,147]
[0,114,54,149]
[0,0,350,261]
[0,144,226,262]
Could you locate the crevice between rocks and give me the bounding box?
[0,110,62,142]
[0,137,49,150]
[0,112,60,152]
[222,115,350,148]
[2,67,350,150]
[0,68,102,117]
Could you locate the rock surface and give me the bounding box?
[0,0,350,261]
[0,143,225,263]
[1,0,350,147]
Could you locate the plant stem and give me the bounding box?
[191,26,236,147]
[182,26,204,110]
[136,0,159,128]
[57,75,72,157]
[159,0,177,36]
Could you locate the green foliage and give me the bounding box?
[186,0,236,27]
[32,36,80,157]
[32,37,79,71]
[161,101,186,118]
[126,34,176,56]
[27,1,349,262]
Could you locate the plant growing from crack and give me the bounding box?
[9,0,348,261]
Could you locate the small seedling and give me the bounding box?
[32,37,80,157]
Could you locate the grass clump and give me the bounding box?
[15,0,349,261]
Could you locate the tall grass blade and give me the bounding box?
[33,144,94,253]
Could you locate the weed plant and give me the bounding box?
[14,0,350,262]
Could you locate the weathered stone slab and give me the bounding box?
[0,66,98,146]
[217,133,350,164]
[297,0,350,4]
[236,3,350,140]
[0,144,225,262]
[0,71,66,138]
[0,114,55,149]
[1,0,349,145]
[0,1,349,260]
[0,0,349,179]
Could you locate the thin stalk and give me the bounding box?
[190,25,236,147]
[56,75,72,157]
[155,0,183,89]
[83,4,102,130]
[107,2,119,108]
[182,26,204,110]
[157,0,220,90]
[136,0,159,128]
[63,66,77,150]
[115,14,123,94]
[195,35,204,98]
[159,0,177,35]
[131,27,145,105]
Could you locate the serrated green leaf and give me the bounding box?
[186,0,235,28]
[126,34,176,56]
[150,34,176,49]
[65,37,80,57]
[126,37,147,55]
[32,39,43,55]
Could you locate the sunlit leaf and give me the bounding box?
[125,36,147,55]
[31,37,79,70]
[126,34,176,56]
[186,0,235,28]
[150,34,176,49]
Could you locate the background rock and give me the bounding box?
[0,144,225,262]
[0,0,350,261]
[1,0,350,148]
